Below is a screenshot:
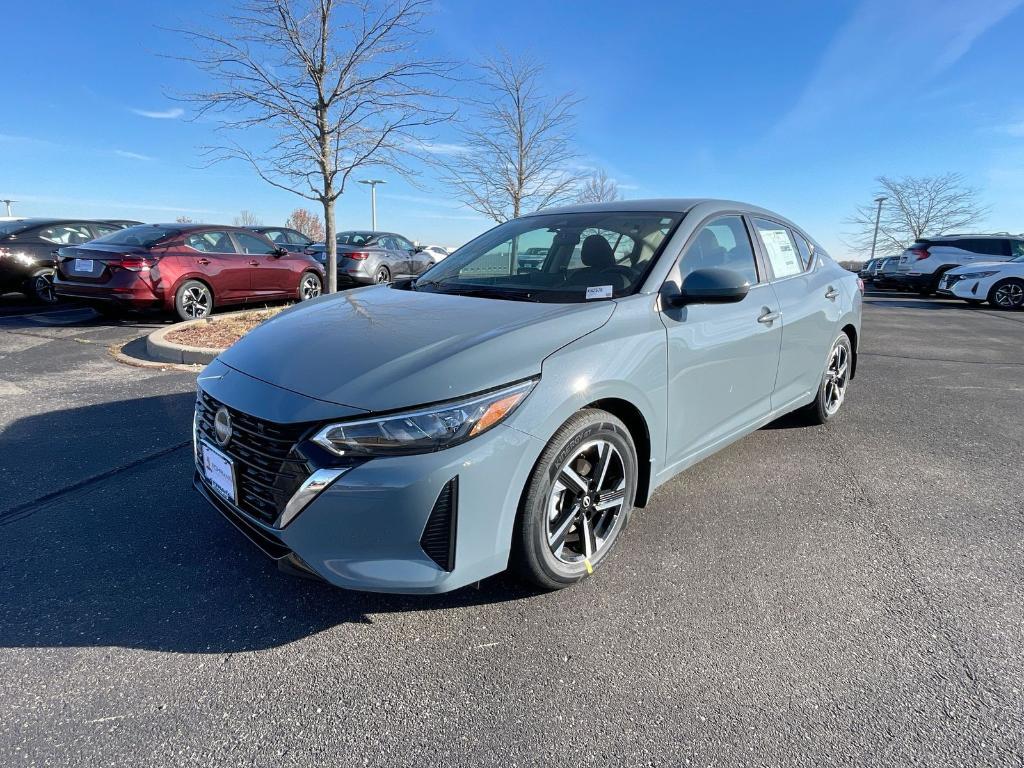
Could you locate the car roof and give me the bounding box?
[528,197,798,221]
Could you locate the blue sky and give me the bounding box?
[2,0,1023,258]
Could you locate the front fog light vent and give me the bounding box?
[420,477,458,572]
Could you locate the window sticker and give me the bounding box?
[585,285,613,300]
[759,228,802,278]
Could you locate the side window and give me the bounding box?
[262,230,288,245]
[753,218,802,279]
[394,236,415,251]
[794,232,814,269]
[38,223,94,245]
[233,233,276,255]
[288,230,312,246]
[1013,240,1024,258]
[186,231,235,253]
[377,236,395,250]
[677,216,758,285]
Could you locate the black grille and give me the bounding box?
[420,477,458,571]
[196,391,311,526]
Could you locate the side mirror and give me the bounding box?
[668,268,750,307]
[273,247,288,257]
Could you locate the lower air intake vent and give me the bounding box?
[420,477,458,571]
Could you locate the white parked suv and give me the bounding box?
[938,255,1024,309]
[896,234,1024,295]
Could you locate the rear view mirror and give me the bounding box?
[669,268,750,307]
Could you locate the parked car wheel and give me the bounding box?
[804,333,853,424]
[513,408,637,590]
[989,278,1024,310]
[175,280,213,321]
[374,265,391,284]
[26,268,58,305]
[298,271,322,301]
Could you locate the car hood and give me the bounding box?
[947,261,1010,274]
[217,286,615,412]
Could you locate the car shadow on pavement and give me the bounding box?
[0,393,540,654]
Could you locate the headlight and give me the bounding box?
[956,271,997,280]
[312,380,536,457]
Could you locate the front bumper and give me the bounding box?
[193,364,545,594]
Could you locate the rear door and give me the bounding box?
[183,231,250,300]
[750,218,841,410]
[232,231,293,296]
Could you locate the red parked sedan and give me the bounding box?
[54,224,326,320]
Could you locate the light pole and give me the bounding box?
[358,179,386,230]
[2,199,16,217]
[869,195,887,261]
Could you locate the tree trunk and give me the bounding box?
[322,197,337,294]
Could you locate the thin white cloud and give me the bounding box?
[775,0,1022,135]
[130,107,184,120]
[998,121,1024,138]
[408,140,472,155]
[11,193,220,216]
[112,149,154,161]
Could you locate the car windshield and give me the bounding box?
[94,225,180,247]
[414,211,682,303]
[0,221,37,236]
[337,232,376,245]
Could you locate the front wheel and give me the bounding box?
[298,271,322,301]
[174,280,213,321]
[989,278,1024,310]
[804,332,853,425]
[513,409,637,590]
[27,269,58,305]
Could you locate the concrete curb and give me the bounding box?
[146,319,225,365]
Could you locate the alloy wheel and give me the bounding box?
[546,439,627,564]
[823,341,850,416]
[181,285,211,318]
[34,271,57,304]
[375,267,390,284]
[300,273,322,300]
[993,282,1024,308]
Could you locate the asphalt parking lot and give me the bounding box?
[1,292,1022,766]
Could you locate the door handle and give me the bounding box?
[249,260,259,266]
[825,287,840,300]
[757,308,781,325]
[196,258,210,265]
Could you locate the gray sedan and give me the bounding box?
[193,199,862,594]
[306,230,433,284]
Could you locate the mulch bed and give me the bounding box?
[164,307,285,349]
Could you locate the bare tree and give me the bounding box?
[175,215,194,224]
[441,54,581,223]
[286,207,325,240]
[576,168,620,204]
[233,209,263,226]
[845,173,989,257]
[174,0,453,292]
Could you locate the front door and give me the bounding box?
[232,232,293,297]
[660,215,782,470]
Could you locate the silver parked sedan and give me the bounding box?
[306,230,434,285]
[194,199,862,593]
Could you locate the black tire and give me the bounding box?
[988,278,1024,310]
[374,265,391,284]
[298,271,322,301]
[804,332,853,425]
[26,269,58,305]
[174,280,213,321]
[512,408,638,590]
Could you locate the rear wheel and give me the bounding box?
[175,280,213,321]
[26,269,58,305]
[298,271,322,301]
[989,278,1024,310]
[804,333,853,425]
[374,265,391,284]
[513,409,637,590]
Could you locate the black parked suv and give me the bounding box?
[0,218,141,303]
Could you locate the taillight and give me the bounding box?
[115,256,154,271]
[910,248,929,261]
[347,251,370,260]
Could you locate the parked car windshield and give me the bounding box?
[414,211,682,303]
[94,225,180,247]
